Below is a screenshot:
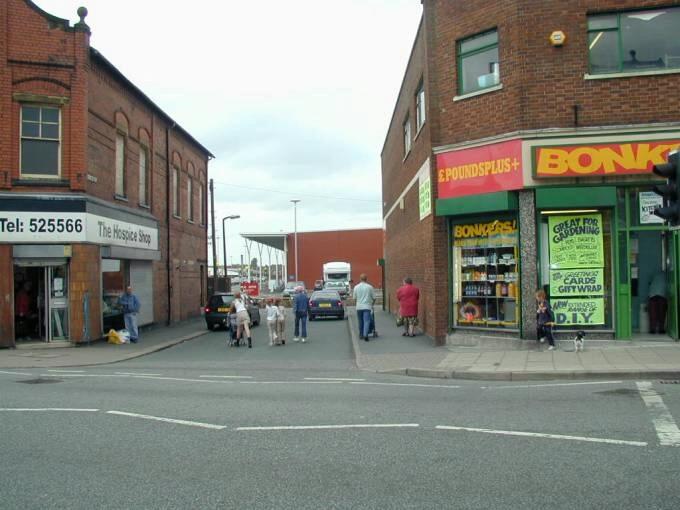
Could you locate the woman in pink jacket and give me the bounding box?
[396,277,420,337]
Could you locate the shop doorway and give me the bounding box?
[13,263,69,343]
[628,229,676,340]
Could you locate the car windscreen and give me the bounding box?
[208,295,234,307]
[311,291,341,300]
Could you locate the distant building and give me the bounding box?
[0,1,212,347]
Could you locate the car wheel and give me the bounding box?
[206,322,214,330]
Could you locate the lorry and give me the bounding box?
[322,261,351,294]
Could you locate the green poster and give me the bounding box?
[549,268,604,297]
[548,214,604,269]
[552,298,605,326]
[419,177,431,220]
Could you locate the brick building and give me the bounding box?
[0,1,212,347]
[382,0,680,344]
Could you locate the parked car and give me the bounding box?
[204,292,261,330]
[313,279,324,291]
[308,290,344,320]
[282,281,306,298]
[323,280,349,298]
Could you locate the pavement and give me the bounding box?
[347,307,680,381]
[3,308,680,380]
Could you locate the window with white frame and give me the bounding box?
[415,80,426,132]
[458,30,499,95]
[139,145,149,206]
[403,115,412,156]
[588,8,680,75]
[199,183,205,225]
[20,105,60,177]
[172,167,180,217]
[187,176,194,222]
[115,133,126,196]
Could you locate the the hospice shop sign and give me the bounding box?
[0,211,158,251]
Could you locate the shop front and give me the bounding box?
[0,194,159,347]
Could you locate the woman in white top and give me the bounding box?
[232,292,252,348]
[265,298,279,346]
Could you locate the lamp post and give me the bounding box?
[222,215,240,285]
[290,199,300,280]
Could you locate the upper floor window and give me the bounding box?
[403,115,412,156]
[187,176,194,222]
[458,30,499,95]
[139,145,149,206]
[20,105,60,177]
[115,133,126,197]
[415,80,426,132]
[588,8,680,75]
[199,183,205,225]
[172,166,180,217]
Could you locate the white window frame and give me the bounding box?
[199,183,205,225]
[403,115,412,156]
[415,80,426,133]
[115,132,126,197]
[19,105,61,179]
[139,145,149,206]
[187,176,194,222]
[172,166,180,217]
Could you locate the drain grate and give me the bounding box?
[659,380,680,384]
[17,378,63,384]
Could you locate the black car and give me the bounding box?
[308,290,344,320]
[204,293,261,330]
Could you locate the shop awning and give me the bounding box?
[239,233,288,251]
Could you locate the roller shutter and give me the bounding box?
[129,261,153,326]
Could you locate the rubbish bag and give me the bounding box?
[118,329,131,343]
[107,329,123,344]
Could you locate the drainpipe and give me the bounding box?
[166,122,176,326]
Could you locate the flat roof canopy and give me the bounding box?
[240,233,287,251]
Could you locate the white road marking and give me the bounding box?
[0,408,99,412]
[304,377,366,381]
[199,375,253,379]
[106,410,226,430]
[636,381,680,447]
[436,425,647,447]
[115,372,162,376]
[133,375,234,384]
[235,423,420,431]
[239,381,343,385]
[40,374,130,378]
[486,381,623,390]
[351,382,460,389]
[47,369,85,373]
[0,370,32,376]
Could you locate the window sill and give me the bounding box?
[453,84,503,102]
[584,68,680,80]
[402,148,412,163]
[12,178,69,187]
[188,219,195,224]
[414,124,426,141]
[114,194,128,203]
[139,203,151,210]
[173,214,181,220]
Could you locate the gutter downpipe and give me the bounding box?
[166,122,176,326]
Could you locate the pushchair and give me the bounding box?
[367,306,378,338]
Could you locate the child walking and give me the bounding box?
[276,298,286,345]
[535,289,556,351]
[265,298,279,346]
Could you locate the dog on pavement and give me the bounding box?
[573,331,585,352]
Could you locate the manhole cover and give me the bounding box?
[660,380,680,384]
[17,378,63,384]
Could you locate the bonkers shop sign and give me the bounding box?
[534,140,680,177]
[548,214,603,269]
[437,139,524,198]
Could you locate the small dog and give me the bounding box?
[573,331,585,352]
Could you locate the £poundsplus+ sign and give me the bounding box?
[0,212,158,251]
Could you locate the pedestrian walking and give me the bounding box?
[232,292,253,348]
[396,277,420,337]
[265,298,279,346]
[648,270,668,334]
[119,285,141,343]
[292,286,309,343]
[353,273,375,341]
[276,298,286,345]
[535,289,556,351]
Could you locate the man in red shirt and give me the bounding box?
[396,277,420,337]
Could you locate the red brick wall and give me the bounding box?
[0,246,14,347]
[286,229,383,291]
[69,244,102,343]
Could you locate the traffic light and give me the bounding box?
[652,150,680,227]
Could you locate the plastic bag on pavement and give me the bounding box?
[118,329,131,343]
[107,329,123,344]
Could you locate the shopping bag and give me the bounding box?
[118,329,131,343]
[107,329,123,344]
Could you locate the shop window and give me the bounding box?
[588,8,680,75]
[538,211,613,330]
[188,176,194,222]
[452,218,519,330]
[102,259,129,332]
[115,133,126,197]
[415,80,426,132]
[139,145,149,206]
[403,115,411,156]
[172,166,180,217]
[20,105,60,177]
[458,30,499,95]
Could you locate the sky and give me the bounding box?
[38,0,423,267]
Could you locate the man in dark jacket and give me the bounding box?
[119,286,141,343]
[292,286,309,343]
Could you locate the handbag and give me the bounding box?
[396,314,404,327]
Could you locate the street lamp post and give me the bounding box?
[290,199,300,280]
[222,215,240,286]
